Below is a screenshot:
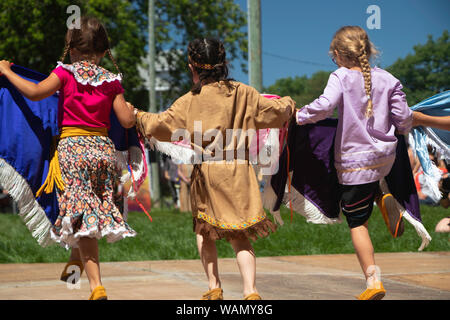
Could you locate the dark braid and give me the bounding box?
[188,38,234,94]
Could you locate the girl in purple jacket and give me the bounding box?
[296,26,412,300]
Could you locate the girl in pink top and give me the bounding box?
[53,60,125,129]
[296,26,412,300]
[0,16,136,300]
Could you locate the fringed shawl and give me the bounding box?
[409,91,450,203]
[263,118,431,251]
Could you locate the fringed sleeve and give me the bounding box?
[136,93,191,142]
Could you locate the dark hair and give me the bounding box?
[60,16,121,74]
[187,38,234,94]
[442,176,450,193]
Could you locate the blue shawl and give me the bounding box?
[409,91,450,203]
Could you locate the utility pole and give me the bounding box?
[148,0,161,207]
[248,0,262,92]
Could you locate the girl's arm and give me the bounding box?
[412,111,450,131]
[0,60,60,101]
[112,94,136,129]
[296,73,342,125]
[254,93,296,129]
[389,81,412,134]
[136,94,188,142]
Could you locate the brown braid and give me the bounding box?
[59,43,70,62]
[108,49,122,76]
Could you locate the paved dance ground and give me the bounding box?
[0,251,449,300]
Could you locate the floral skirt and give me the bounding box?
[51,135,136,249]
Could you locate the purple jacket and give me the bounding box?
[296,67,412,185]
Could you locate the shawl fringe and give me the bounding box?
[150,137,198,164]
[262,174,341,225]
[0,158,53,246]
[115,144,148,199]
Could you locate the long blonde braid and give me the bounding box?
[358,47,373,118]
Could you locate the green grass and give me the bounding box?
[0,205,448,263]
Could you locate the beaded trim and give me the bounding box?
[197,211,267,230]
[189,57,214,70]
[56,60,122,87]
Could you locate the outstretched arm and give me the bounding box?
[296,73,342,125]
[412,111,450,131]
[135,94,188,142]
[0,60,60,101]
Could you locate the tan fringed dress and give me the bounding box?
[137,81,295,241]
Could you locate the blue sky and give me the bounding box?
[230,0,449,87]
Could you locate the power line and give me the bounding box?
[262,51,334,68]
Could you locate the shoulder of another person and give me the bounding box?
[332,67,348,76]
[230,82,259,98]
[372,67,398,82]
[229,80,242,88]
[168,92,193,113]
[175,91,193,104]
[325,68,347,85]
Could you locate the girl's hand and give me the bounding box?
[0,60,12,76]
[134,107,144,117]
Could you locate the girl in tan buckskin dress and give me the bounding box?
[135,38,295,300]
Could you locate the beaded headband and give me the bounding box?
[189,56,215,70]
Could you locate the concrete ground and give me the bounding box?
[0,251,449,300]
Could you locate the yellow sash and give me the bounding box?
[35,126,108,197]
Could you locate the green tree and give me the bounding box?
[265,31,449,109]
[387,30,449,106]
[136,0,248,108]
[0,0,146,104]
[0,0,248,108]
[264,70,331,107]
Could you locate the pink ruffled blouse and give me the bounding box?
[52,61,124,129]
